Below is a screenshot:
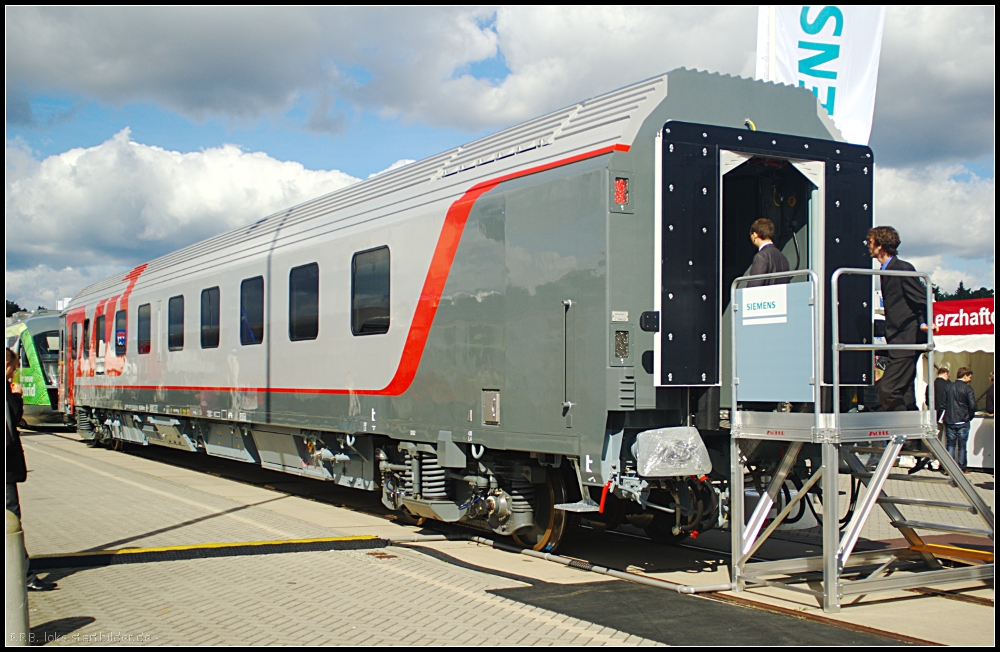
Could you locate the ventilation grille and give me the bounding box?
[619,374,636,410]
[614,330,630,359]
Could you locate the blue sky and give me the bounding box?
[5,7,994,308]
[10,92,494,179]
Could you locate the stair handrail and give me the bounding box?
[831,268,936,433]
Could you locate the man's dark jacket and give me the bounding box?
[944,379,977,424]
[747,243,790,287]
[927,376,951,420]
[6,383,27,484]
[881,257,927,351]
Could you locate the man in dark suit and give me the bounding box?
[747,218,790,287]
[868,226,931,411]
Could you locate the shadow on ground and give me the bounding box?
[29,616,95,646]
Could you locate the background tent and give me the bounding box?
[916,298,994,470]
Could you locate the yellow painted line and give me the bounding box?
[910,543,994,563]
[32,535,381,559]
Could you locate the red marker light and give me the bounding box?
[614,177,629,205]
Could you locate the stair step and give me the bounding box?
[850,447,937,458]
[878,496,977,513]
[854,472,956,485]
[892,520,993,537]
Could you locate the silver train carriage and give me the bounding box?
[60,69,874,551]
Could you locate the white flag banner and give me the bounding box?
[755,5,886,145]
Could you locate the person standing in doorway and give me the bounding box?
[867,226,931,411]
[747,218,790,287]
[944,367,977,473]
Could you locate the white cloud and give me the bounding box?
[905,255,995,294]
[349,7,758,130]
[5,264,126,312]
[870,6,996,165]
[368,159,416,179]
[7,7,993,165]
[874,164,994,259]
[5,129,358,307]
[874,163,995,288]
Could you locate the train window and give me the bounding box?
[352,247,390,336]
[138,304,151,354]
[240,276,265,345]
[95,315,107,358]
[289,263,319,341]
[82,319,90,358]
[33,331,59,357]
[115,310,127,357]
[201,287,220,349]
[168,295,184,351]
[19,339,30,368]
[71,323,79,358]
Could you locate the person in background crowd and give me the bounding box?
[910,365,951,475]
[868,226,933,411]
[6,348,57,591]
[746,218,790,287]
[944,367,977,474]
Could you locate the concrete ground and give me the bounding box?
[14,428,994,646]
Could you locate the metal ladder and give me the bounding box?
[729,268,994,613]
[846,438,994,559]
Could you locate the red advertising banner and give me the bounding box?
[933,298,995,335]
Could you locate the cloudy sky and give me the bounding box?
[5,6,995,309]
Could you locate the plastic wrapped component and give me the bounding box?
[632,427,712,477]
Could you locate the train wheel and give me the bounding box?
[512,469,569,553]
[397,507,425,527]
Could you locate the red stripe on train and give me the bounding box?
[79,144,629,397]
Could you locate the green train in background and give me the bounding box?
[6,309,63,425]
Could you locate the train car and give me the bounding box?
[60,69,873,551]
[6,310,64,425]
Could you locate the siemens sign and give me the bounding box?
[798,6,843,116]
[742,285,788,326]
[756,5,886,145]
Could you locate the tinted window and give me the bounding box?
[19,338,30,368]
[240,276,265,345]
[138,304,151,354]
[82,319,90,358]
[289,263,319,341]
[95,315,106,358]
[115,310,127,357]
[33,331,60,357]
[352,247,390,336]
[168,295,184,351]
[71,323,79,358]
[201,287,220,349]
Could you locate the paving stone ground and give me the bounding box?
[18,432,660,646]
[13,429,994,646]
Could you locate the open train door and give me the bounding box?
[654,122,874,418]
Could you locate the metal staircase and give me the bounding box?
[728,268,994,613]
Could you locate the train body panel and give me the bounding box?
[60,69,873,550]
[6,311,62,425]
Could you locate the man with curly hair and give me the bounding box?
[867,226,931,411]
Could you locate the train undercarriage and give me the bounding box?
[77,406,731,553]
